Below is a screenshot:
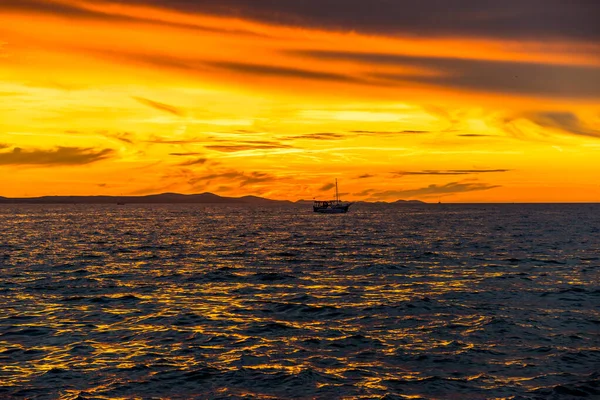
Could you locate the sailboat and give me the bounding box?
[313,179,353,213]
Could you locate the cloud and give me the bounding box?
[0,146,114,166]
[358,174,375,179]
[395,169,510,176]
[458,134,495,137]
[354,188,376,196]
[178,157,208,166]
[108,132,135,144]
[189,170,277,188]
[116,0,599,41]
[319,183,335,191]
[526,111,600,138]
[132,96,184,116]
[146,136,205,145]
[205,143,292,152]
[283,132,346,140]
[98,51,367,87]
[369,181,501,199]
[3,0,264,38]
[294,50,600,99]
[170,152,204,156]
[350,130,430,135]
[206,61,361,84]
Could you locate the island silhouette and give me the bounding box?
[0,193,426,205]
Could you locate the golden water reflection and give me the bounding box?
[0,204,599,398]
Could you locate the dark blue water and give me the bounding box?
[0,204,599,399]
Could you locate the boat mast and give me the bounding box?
[335,179,339,203]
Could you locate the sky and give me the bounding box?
[1,0,599,202]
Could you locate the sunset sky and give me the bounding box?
[1,0,599,202]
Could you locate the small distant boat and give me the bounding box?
[313,179,353,213]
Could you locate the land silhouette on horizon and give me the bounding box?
[0,192,427,205]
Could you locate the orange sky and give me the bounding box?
[1,0,599,202]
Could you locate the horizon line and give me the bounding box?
[1,192,599,204]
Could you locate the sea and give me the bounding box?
[0,203,598,400]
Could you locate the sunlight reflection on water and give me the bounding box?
[0,204,599,399]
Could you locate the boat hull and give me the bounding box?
[313,205,350,213]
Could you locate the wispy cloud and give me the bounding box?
[394,169,511,176]
[350,130,430,135]
[368,181,501,199]
[205,143,293,152]
[3,0,265,38]
[526,111,600,138]
[319,183,335,191]
[0,146,114,166]
[108,132,135,145]
[354,188,376,196]
[132,96,184,116]
[457,134,496,137]
[170,152,204,156]
[189,170,277,188]
[108,0,599,41]
[146,136,204,145]
[282,132,346,141]
[177,157,208,166]
[294,50,600,99]
[206,61,362,84]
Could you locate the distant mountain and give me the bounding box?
[0,192,291,205]
[392,199,426,204]
[0,193,426,205]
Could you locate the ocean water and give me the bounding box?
[0,203,598,400]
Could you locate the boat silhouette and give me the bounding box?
[313,179,352,213]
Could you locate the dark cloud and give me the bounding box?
[206,61,361,83]
[170,152,204,156]
[178,157,208,166]
[0,143,10,150]
[132,96,184,116]
[395,169,510,176]
[107,132,135,144]
[369,181,501,199]
[0,146,114,166]
[117,0,600,41]
[294,50,600,99]
[358,174,375,179]
[458,134,495,137]
[282,132,346,141]
[351,130,430,135]
[3,0,265,38]
[93,50,368,87]
[319,183,335,191]
[526,112,600,138]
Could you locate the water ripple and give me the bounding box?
[0,203,599,399]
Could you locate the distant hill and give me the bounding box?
[392,199,426,204]
[0,193,427,205]
[0,192,291,205]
